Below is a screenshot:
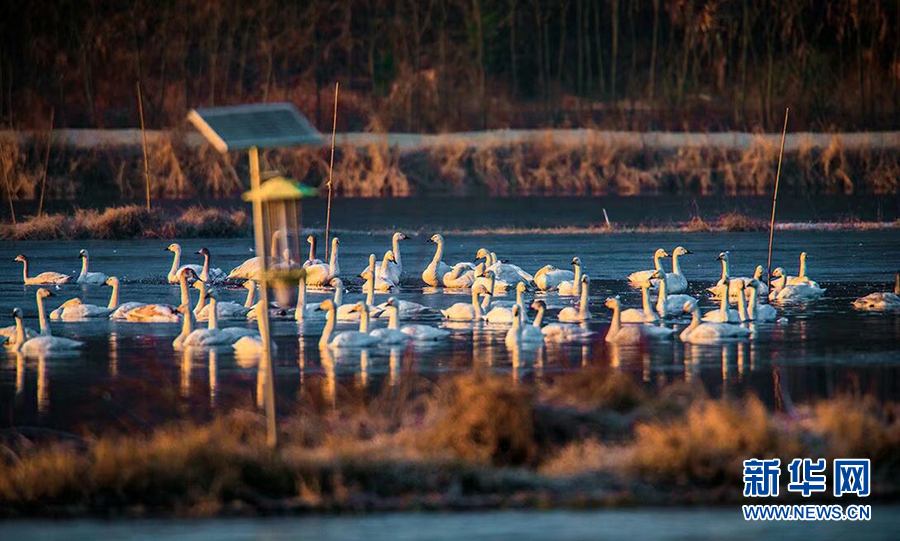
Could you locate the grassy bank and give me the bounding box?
[1,370,897,518]
[1,131,899,203]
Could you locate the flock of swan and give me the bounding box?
[3,233,899,357]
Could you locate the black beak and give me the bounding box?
[685,250,693,255]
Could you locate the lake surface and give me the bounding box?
[3,508,898,540]
[1,197,899,432]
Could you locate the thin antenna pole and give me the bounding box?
[37,107,54,217]
[136,81,152,211]
[766,107,789,287]
[324,82,339,261]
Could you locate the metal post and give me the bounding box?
[137,81,152,212]
[249,146,277,448]
[324,82,339,260]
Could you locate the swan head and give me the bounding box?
[384,250,395,263]
[571,257,582,266]
[682,299,699,314]
[473,283,492,296]
[178,267,200,282]
[12,307,23,319]
[511,305,521,318]
[104,276,118,287]
[753,266,764,279]
[716,251,729,262]
[604,296,621,310]
[516,282,527,293]
[673,246,692,256]
[530,300,546,311]
[317,299,336,312]
[307,235,315,244]
[650,270,663,280]
[206,288,219,300]
[428,234,443,244]
[332,237,340,247]
[638,279,653,290]
[79,249,89,259]
[166,243,181,253]
[37,288,53,299]
[771,267,785,278]
[581,274,589,284]
[476,248,490,260]
[175,303,190,315]
[654,248,670,258]
[350,301,368,314]
[393,232,408,242]
[13,254,26,263]
[800,252,807,262]
[330,277,344,290]
[243,280,257,291]
[474,262,486,277]
[385,297,397,307]
[197,247,211,257]
[360,269,374,282]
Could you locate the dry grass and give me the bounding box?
[1,373,898,517]
[0,206,250,240]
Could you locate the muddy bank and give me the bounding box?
[0,130,898,203]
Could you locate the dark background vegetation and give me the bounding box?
[2,0,900,133]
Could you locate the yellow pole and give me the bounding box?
[766,108,789,288]
[324,82,339,260]
[249,146,277,448]
[137,81,152,212]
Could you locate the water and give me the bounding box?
[2,508,898,540]
[1,198,900,432]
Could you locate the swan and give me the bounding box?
[375,296,433,318]
[746,282,778,321]
[124,267,197,322]
[227,231,285,279]
[655,271,698,318]
[165,243,204,284]
[619,280,659,323]
[505,305,544,347]
[1,313,38,344]
[400,318,451,341]
[51,276,126,320]
[370,252,398,292]
[231,307,278,355]
[627,248,669,288]
[853,271,900,310]
[76,249,108,285]
[786,252,820,287]
[482,281,529,323]
[195,248,227,283]
[441,285,489,321]
[369,298,410,344]
[13,254,72,285]
[339,268,385,320]
[303,235,324,268]
[195,279,250,321]
[293,272,322,322]
[664,246,692,294]
[533,264,574,292]
[558,275,591,322]
[172,303,195,349]
[604,297,674,344]
[529,300,593,341]
[557,257,584,296]
[12,305,83,355]
[473,263,510,293]
[486,280,527,311]
[305,237,341,286]
[476,248,533,285]
[107,278,149,320]
[702,285,741,323]
[768,268,826,303]
[679,299,752,343]
[183,289,255,346]
[360,232,406,284]
[423,234,475,287]
[317,299,379,348]
[708,253,767,301]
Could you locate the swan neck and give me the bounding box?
[359,307,370,333]
[180,276,193,308]
[609,304,621,334]
[328,240,339,272]
[333,285,343,306]
[36,293,49,335]
[719,258,728,281]
[432,239,444,266]
[472,289,483,317]
[747,291,757,319]
[392,236,402,266]
[672,252,682,274]
[656,280,667,317]
[516,286,524,307]
[798,257,806,278]
[573,264,582,294]
[736,290,748,321]
[533,306,544,327]
[365,277,375,306]
[208,298,218,329]
[169,248,181,278]
[79,256,89,279]
[719,291,729,312]
[108,281,119,309]
[579,280,589,316]
[388,307,399,330]
[640,286,653,317]
[201,253,210,279]
[308,238,316,262]
[654,252,663,271]
[20,258,29,282]
[245,281,256,308]
[320,307,335,346]
[182,306,194,336]
[296,277,306,313]
[14,315,25,349]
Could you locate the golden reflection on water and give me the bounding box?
[180,348,193,398]
[389,347,401,387]
[15,352,24,399]
[358,349,370,390]
[319,345,336,409]
[209,349,218,409]
[108,332,119,377]
[37,355,48,413]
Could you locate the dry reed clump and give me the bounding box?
[808,397,900,468]
[540,369,646,413]
[174,207,250,238]
[73,206,162,239]
[684,215,712,232]
[714,212,768,231]
[627,395,799,486]
[332,144,411,197]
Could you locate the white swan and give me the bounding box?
[482,280,528,324]
[786,252,820,287]
[12,304,83,356]
[529,300,593,341]
[702,284,741,323]
[473,263,510,293]
[51,276,125,320]
[769,268,826,303]
[627,248,669,288]
[369,298,410,344]
[476,248,533,285]
[664,246,692,294]
[655,271,698,318]
[679,299,751,343]
[505,305,544,347]
[604,297,674,344]
[853,271,900,310]
[303,235,324,268]
[533,264,574,292]
[172,303,194,349]
[400,319,451,341]
[195,285,250,321]
[423,234,475,288]
[195,247,227,283]
[183,289,255,346]
[485,280,527,311]
[305,237,341,286]
[340,268,385,321]
[14,254,72,285]
[76,249,108,285]
[125,267,197,322]
[106,278,150,320]
[317,299,379,348]
[441,285,489,321]
[231,307,278,355]
[557,257,584,296]
[746,282,778,321]
[165,243,204,284]
[708,253,767,301]
[1,312,38,344]
[558,275,591,322]
[360,232,406,284]
[371,252,398,292]
[619,280,659,323]
[293,272,322,322]
[227,231,285,280]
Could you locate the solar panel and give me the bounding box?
[187,102,323,153]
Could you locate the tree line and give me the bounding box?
[1,0,898,133]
